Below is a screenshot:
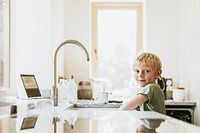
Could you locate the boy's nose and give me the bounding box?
[138,71,144,77]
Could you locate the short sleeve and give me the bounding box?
[137,84,166,114]
[138,84,160,103]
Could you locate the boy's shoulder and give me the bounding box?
[144,83,160,89]
[143,84,162,93]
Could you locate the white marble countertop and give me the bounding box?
[0,98,200,133]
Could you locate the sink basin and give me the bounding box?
[65,101,122,111]
[73,102,122,108]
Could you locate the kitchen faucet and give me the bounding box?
[52,39,90,106]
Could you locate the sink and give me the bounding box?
[73,102,122,108]
[66,101,122,111]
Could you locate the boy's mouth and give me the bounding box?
[138,79,146,82]
[137,80,147,87]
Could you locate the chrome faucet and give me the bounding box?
[52,39,90,106]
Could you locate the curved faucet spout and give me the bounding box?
[52,39,90,106]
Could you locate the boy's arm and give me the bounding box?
[119,94,148,110]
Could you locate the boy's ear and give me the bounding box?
[156,69,162,78]
[158,69,162,75]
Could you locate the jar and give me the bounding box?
[173,87,185,102]
[78,81,92,100]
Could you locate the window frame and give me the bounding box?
[0,0,10,88]
[91,2,143,77]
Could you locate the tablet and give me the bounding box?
[20,115,38,130]
[20,74,42,98]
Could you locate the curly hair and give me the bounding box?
[133,52,162,72]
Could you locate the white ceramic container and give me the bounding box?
[173,88,185,102]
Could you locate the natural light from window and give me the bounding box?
[97,9,137,90]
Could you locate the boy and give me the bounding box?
[119,52,166,132]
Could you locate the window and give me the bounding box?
[91,2,143,90]
[0,0,3,86]
[0,0,10,87]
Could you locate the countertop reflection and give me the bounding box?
[0,99,200,133]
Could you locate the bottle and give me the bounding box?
[66,75,78,103]
[58,78,68,102]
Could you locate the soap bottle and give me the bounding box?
[66,75,78,103]
[58,78,68,102]
[65,111,78,129]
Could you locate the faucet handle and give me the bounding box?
[58,76,66,83]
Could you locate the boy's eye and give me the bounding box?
[134,69,151,74]
[144,70,150,73]
[134,70,139,73]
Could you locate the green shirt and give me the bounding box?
[138,84,166,115]
[138,84,166,129]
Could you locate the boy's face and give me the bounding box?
[134,63,160,87]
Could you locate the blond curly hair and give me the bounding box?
[133,52,162,73]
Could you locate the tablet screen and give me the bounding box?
[20,74,41,98]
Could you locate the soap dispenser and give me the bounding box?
[58,78,68,102]
[66,75,78,103]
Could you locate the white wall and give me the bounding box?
[146,0,179,85]
[177,0,200,125]
[10,0,65,93]
[63,0,90,83]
